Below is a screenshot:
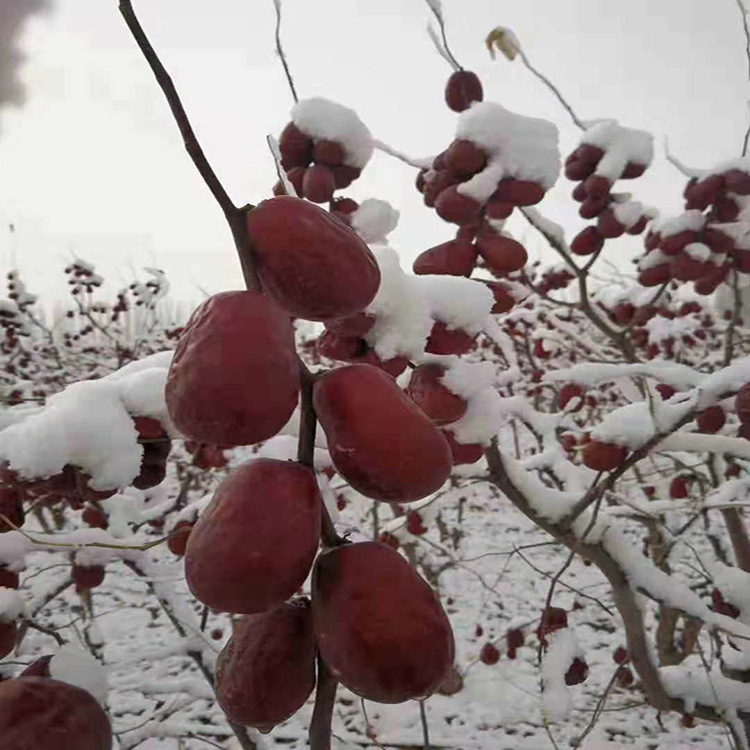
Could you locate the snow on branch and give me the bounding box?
[0,352,174,489]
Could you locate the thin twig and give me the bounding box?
[484,440,750,741]
[520,207,638,362]
[309,654,338,750]
[24,617,66,646]
[118,1,235,217]
[424,1,462,71]
[418,700,431,750]
[272,0,299,103]
[297,365,344,549]
[558,409,696,532]
[572,661,629,748]
[512,546,613,615]
[0,512,187,553]
[723,269,742,367]
[31,578,73,617]
[516,48,585,131]
[200,605,209,632]
[735,0,750,155]
[372,139,432,170]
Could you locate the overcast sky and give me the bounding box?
[1,0,748,306]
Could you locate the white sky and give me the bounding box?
[0,0,748,307]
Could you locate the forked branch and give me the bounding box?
[484,441,750,745]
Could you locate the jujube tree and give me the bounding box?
[2,1,750,749]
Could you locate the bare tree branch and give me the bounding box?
[515,47,586,131]
[484,441,750,743]
[424,1,462,71]
[272,0,299,103]
[735,0,750,155]
[118,0,261,292]
[309,654,338,750]
[723,269,742,367]
[722,508,750,572]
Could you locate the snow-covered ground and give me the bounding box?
[4,461,732,750]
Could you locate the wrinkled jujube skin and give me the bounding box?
[444,139,486,176]
[479,642,500,665]
[279,122,313,169]
[476,236,528,275]
[313,365,452,503]
[312,542,455,703]
[564,657,589,686]
[412,240,477,277]
[316,329,364,361]
[406,364,468,426]
[165,291,300,445]
[185,459,321,614]
[302,164,336,204]
[246,197,381,321]
[571,226,604,256]
[81,505,108,530]
[215,599,316,731]
[445,70,483,112]
[0,676,112,750]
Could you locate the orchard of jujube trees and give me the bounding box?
[2,0,750,748]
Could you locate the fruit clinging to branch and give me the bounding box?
[312,541,454,703]
[313,364,452,503]
[185,459,321,614]
[445,70,483,112]
[406,363,468,425]
[165,290,300,446]
[0,677,112,750]
[215,599,316,731]
[246,197,381,321]
[276,97,372,199]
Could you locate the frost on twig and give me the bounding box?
[426,23,458,71]
[266,134,298,197]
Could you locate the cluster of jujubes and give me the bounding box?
[635,165,750,295]
[164,196,455,730]
[273,121,362,204]
[413,72,544,282]
[566,143,649,258]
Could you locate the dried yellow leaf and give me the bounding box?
[485,27,520,61]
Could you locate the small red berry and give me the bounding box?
[479,642,500,665]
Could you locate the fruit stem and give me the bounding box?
[309,654,338,750]
[418,699,432,750]
[272,0,299,104]
[297,362,346,548]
